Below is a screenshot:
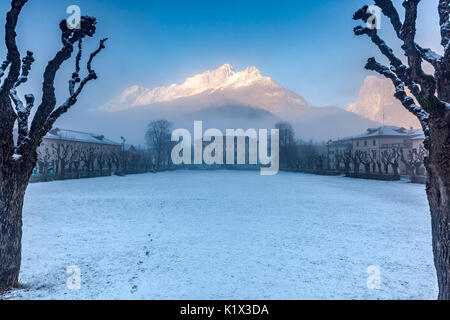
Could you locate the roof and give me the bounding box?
[353,126,422,140]
[411,133,425,141]
[329,137,353,145]
[44,128,121,146]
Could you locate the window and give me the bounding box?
[356,141,359,147]
[364,141,368,147]
[373,140,376,146]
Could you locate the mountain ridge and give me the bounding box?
[101,64,311,116]
[98,64,380,143]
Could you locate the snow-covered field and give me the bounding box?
[2,171,438,300]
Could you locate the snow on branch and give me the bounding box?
[438,0,449,58]
[373,1,442,68]
[8,50,35,149]
[10,90,34,148]
[0,59,11,80]
[352,25,403,69]
[14,50,34,88]
[416,46,442,66]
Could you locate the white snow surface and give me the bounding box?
[2,171,438,300]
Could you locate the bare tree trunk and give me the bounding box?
[0,168,32,292]
[425,113,450,300]
[0,0,106,293]
[352,0,449,298]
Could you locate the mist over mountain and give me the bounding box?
[100,64,379,143]
[346,76,421,129]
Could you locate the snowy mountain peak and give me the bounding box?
[102,64,273,112]
[217,63,235,75]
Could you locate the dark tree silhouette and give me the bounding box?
[401,145,427,181]
[68,144,82,178]
[275,121,296,169]
[106,150,120,176]
[51,142,72,179]
[95,146,108,176]
[37,147,53,181]
[368,150,378,174]
[342,150,352,174]
[353,0,449,299]
[352,152,360,174]
[334,152,342,171]
[80,146,97,177]
[381,150,392,175]
[0,0,107,292]
[356,150,371,174]
[145,119,173,171]
[370,150,383,174]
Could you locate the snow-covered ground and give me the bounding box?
[2,171,438,300]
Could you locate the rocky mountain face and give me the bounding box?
[346,76,421,129]
[100,64,380,143]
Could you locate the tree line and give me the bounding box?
[34,142,154,181]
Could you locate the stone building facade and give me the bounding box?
[33,128,122,180]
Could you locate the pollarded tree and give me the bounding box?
[37,146,53,181]
[368,150,378,174]
[0,0,107,293]
[80,146,97,177]
[402,145,427,181]
[353,0,449,299]
[68,144,82,178]
[381,149,392,175]
[334,151,342,171]
[96,146,108,176]
[356,150,371,174]
[342,150,353,174]
[51,142,72,179]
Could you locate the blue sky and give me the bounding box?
[0,0,442,116]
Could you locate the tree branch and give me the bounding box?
[438,0,449,58]
[1,0,28,95]
[14,50,34,88]
[416,45,442,67]
[7,50,35,149]
[69,39,82,96]
[365,57,430,132]
[43,38,108,134]
[373,0,443,78]
[28,16,98,147]
[353,24,423,102]
[0,59,11,81]
[374,0,403,37]
[400,0,437,99]
[354,2,445,116]
[9,87,34,148]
